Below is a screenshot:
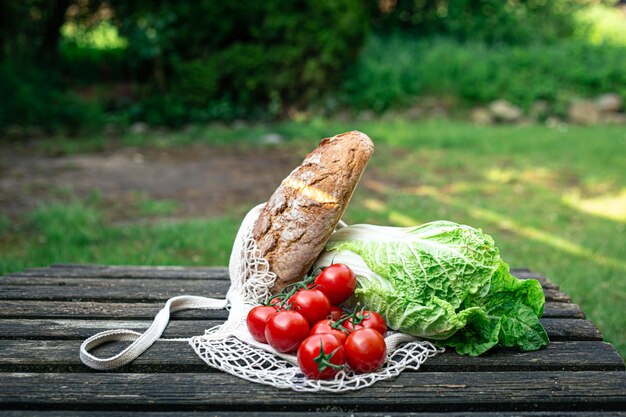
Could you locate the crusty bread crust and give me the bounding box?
[252,131,374,293]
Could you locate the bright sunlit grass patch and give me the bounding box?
[564,188,626,223]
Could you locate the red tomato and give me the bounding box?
[246,305,277,343]
[329,306,344,321]
[310,319,349,344]
[264,311,310,353]
[314,263,357,305]
[288,289,331,326]
[297,334,345,380]
[344,328,387,373]
[345,310,387,336]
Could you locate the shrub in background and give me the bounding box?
[574,3,626,46]
[111,0,370,123]
[59,20,129,86]
[370,0,586,45]
[0,62,104,134]
[0,3,120,134]
[343,35,626,113]
[2,0,625,131]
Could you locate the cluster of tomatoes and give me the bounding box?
[246,263,388,380]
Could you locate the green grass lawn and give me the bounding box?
[1,118,625,358]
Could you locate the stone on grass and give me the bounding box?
[488,100,522,122]
[182,124,197,133]
[104,123,122,135]
[332,109,352,122]
[470,107,493,124]
[406,104,423,120]
[529,100,549,121]
[259,133,284,145]
[545,116,563,129]
[130,122,149,134]
[357,110,376,121]
[208,121,227,129]
[595,93,623,113]
[568,100,600,125]
[601,113,626,124]
[231,119,248,129]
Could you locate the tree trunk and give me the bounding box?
[39,0,71,64]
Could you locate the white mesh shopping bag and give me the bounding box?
[80,203,440,392]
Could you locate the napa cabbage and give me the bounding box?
[313,221,548,356]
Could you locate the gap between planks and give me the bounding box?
[0,300,585,320]
[0,278,571,303]
[0,371,624,412]
[0,318,603,341]
[0,340,622,373]
[2,412,626,417]
[1,266,556,287]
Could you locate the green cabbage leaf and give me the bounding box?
[313,221,548,356]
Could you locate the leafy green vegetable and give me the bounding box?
[313,221,548,356]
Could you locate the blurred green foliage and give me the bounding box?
[1,0,625,132]
[0,0,106,133]
[343,35,626,112]
[370,0,586,44]
[59,20,129,85]
[574,3,626,46]
[0,61,105,132]
[109,0,370,125]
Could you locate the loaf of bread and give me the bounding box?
[252,131,374,293]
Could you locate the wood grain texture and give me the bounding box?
[0,318,602,341]
[0,264,623,415]
[2,412,626,417]
[4,265,229,280]
[0,300,584,320]
[0,340,622,373]
[0,278,226,301]
[1,265,557,287]
[0,371,624,412]
[0,300,229,320]
[0,276,572,303]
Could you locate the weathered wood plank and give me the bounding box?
[0,277,572,303]
[1,265,558,289]
[0,278,227,302]
[0,340,622,373]
[4,266,229,280]
[541,319,602,341]
[0,371,624,411]
[0,300,229,320]
[2,412,626,417]
[0,300,584,320]
[543,301,585,319]
[426,341,624,372]
[0,318,602,341]
[543,288,571,303]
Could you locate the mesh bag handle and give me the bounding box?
[80,204,440,391]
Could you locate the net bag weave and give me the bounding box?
[80,203,440,392]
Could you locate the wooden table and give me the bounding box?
[0,264,624,416]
